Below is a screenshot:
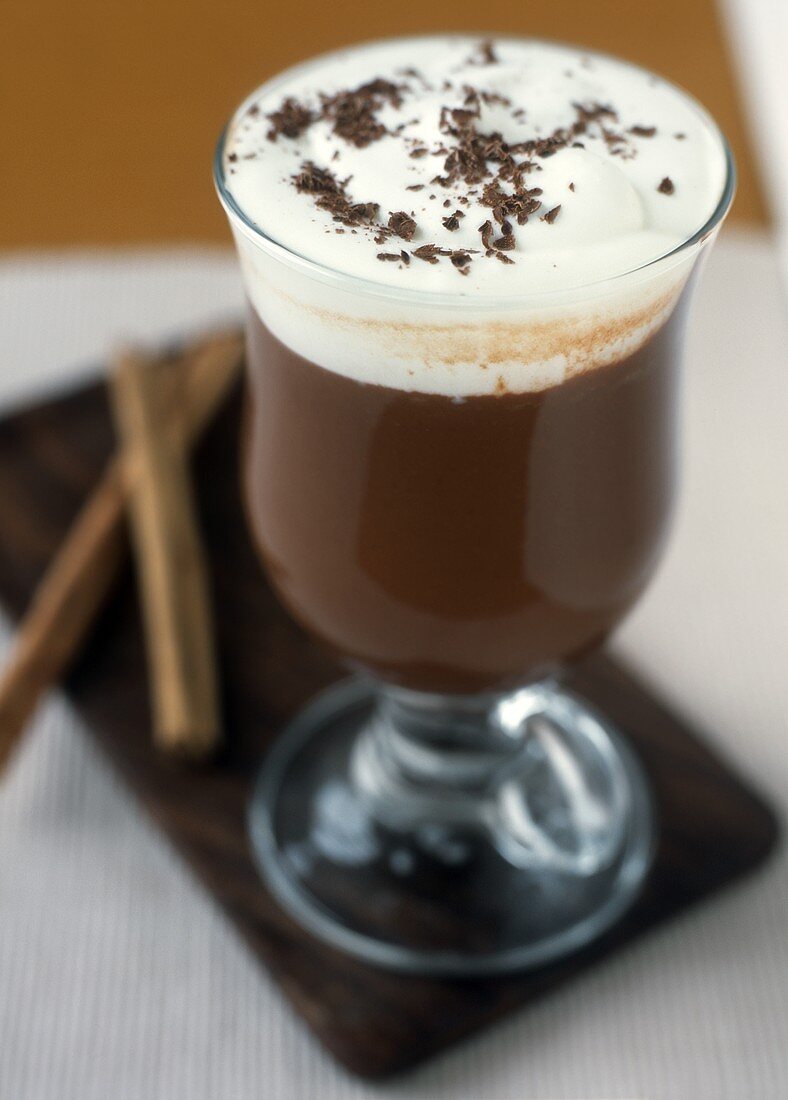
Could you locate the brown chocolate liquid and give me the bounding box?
[244,300,685,694]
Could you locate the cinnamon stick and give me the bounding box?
[110,350,222,758]
[0,331,242,774]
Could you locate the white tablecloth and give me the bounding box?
[0,233,787,1100]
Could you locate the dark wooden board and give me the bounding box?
[0,370,778,1079]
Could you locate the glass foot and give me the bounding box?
[249,678,655,976]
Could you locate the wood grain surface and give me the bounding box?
[1,0,766,249]
[0,333,242,772]
[0,370,776,1078]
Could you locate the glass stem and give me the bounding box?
[350,679,632,874]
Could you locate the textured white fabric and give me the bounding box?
[0,235,787,1100]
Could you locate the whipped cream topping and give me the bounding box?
[224,37,727,295]
[219,37,729,394]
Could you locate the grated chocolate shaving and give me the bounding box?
[480,180,543,225]
[266,97,315,141]
[541,205,561,224]
[479,219,495,251]
[409,244,478,272]
[388,210,417,240]
[292,162,342,195]
[468,40,499,65]
[412,243,446,264]
[320,78,405,148]
[442,209,465,231]
[657,176,675,194]
[293,161,380,227]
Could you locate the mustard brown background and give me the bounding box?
[2,0,766,249]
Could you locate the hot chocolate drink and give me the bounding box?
[216,35,732,976]
[244,304,683,693]
[221,36,727,695]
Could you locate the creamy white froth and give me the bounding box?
[220,37,728,394]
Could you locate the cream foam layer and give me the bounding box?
[221,36,728,394]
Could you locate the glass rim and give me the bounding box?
[213,33,736,309]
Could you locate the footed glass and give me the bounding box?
[215,46,734,975]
